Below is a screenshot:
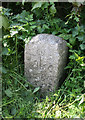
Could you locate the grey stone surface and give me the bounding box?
[24,34,68,95]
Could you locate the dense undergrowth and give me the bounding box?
[1,2,85,118]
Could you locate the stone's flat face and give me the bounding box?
[24,34,68,95]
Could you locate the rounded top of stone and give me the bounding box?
[30,34,65,45]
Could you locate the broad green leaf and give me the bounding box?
[49,4,56,15]
[22,0,26,5]
[11,107,16,115]
[30,25,37,29]
[33,87,40,94]
[64,66,72,69]
[2,47,9,55]
[74,16,79,22]
[77,35,84,41]
[0,15,2,29]
[0,7,2,12]
[72,30,78,37]
[37,26,42,33]
[80,44,85,50]
[52,31,58,35]
[59,34,71,40]
[2,66,7,74]
[31,2,44,11]
[41,3,49,10]
[69,38,76,46]
[0,67,7,74]
[69,55,75,59]
[21,90,33,101]
[0,15,9,30]
[43,24,49,29]
[10,30,18,37]
[67,43,72,49]
[5,89,12,97]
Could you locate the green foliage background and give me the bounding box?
[1,2,85,118]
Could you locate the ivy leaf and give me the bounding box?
[5,89,12,97]
[31,2,44,11]
[77,35,84,41]
[69,38,76,46]
[72,30,78,37]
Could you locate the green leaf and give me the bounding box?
[0,15,9,29]
[10,30,18,37]
[43,24,49,29]
[49,4,56,15]
[77,35,84,41]
[0,67,7,74]
[72,30,78,37]
[79,95,85,105]
[67,43,72,49]
[33,87,40,94]
[80,44,85,50]
[30,25,37,29]
[58,34,71,40]
[74,16,79,22]
[2,47,9,55]
[31,2,44,11]
[22,0,25,5]
[0,15,2,29]
[64,66,72,69]
[11,107,16,115]
[2,66,7,74]
[5,89,12,97]
[21,90,33,101]
[52,31,58,35]
[69,38,76,46]
[69,55,75,60]
[37,26,42,33]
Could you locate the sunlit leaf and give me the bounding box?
[33,87,40,94]
[31,2,44,11]
[80,44,85,50]
[10,30,18,37]
[0,15,9,29]
[5,89,12,97]
[49,4,56,15]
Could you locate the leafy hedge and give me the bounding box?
[1,2,85,118]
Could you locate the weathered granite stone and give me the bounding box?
[24,34,68,95]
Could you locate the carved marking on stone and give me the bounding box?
[24,34,68,95]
